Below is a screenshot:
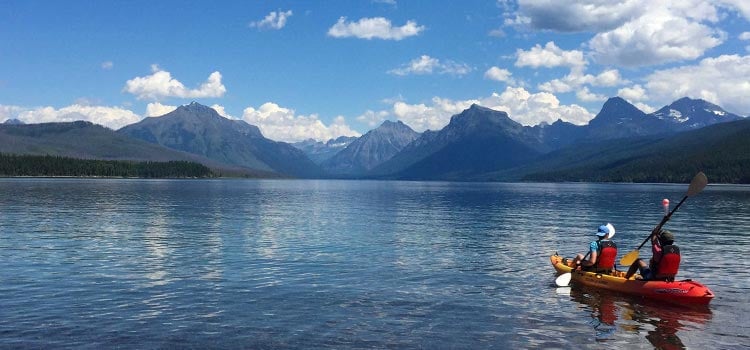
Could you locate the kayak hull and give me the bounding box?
[551,254,714,305]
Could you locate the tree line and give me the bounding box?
[0,153,215,178]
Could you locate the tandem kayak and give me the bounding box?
[551,254,714,305]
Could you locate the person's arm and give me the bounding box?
[583,251,598,267]
[581,241,599,267]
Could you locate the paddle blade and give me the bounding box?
[687,171,708,197]
[619,250,640,266]
[555,273,572,287]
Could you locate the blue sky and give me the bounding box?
[2,0,749,142]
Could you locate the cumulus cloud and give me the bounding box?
[739,32,750,40]
[242,102,360,142]
[0,105,25,122]
[717,0,750,20]
[576,87,607,102]
[515,41,586,69]
[101,61,113,70]
[392,98,477,132]
[507,1,727,67]
[210,104,232,118]
[643,54,750,115]
[388,55,472,76]
[589,7,725,66]
[390,87,595,132]
[5,104,142,130]
[123,65,226,100]
[145,102,177,117]
[617,84,648,102]
[356,110,391,128]
[249,10,293,30]
[539,68,627,93]
[484,66,515,84]
[479,87,594,125]
[327,17,425,40]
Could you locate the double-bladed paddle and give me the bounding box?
[618,172,708,267]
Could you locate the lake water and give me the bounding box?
[1,178,748,349]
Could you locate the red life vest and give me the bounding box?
[595,240,618,271]
[655,245,681,281]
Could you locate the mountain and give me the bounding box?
[531,118,585,151]
[118,102,323,178]
[321,120,419,176]
[372,104,544,180]
[3,118,24,125]
[292,136,357,164]
[518,117,750,183]
[584,97,669,139]
[652,97,744,131]
[0,120,268,177]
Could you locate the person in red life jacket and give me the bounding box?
[571,223,618,273]
[624,229,680,281]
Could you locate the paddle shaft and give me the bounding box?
[634,194,688,251]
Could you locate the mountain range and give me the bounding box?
[1,97,747,182]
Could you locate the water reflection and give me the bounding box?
[567,287,712,348]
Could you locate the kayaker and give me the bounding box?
[571,223,617,273]
[624,229,680,281]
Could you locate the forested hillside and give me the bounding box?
[0,154,214,178]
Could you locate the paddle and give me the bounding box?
[618,172,708,267]
[555,251,591,287]
[555,271,572,287]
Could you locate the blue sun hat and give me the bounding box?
[596,223,616,238]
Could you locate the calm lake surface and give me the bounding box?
[1,178,748,349]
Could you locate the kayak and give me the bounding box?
[551,254,714,305]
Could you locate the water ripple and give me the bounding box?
[0,179,747,348]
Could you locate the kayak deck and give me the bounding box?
[551,254,714,305]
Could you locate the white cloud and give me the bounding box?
[717,0,750,20]
[7,104,142,130]
[508,1,727,67]
[101,61,113,70]
[589,7,725,66]
[633,102,656,114]
[145,102,177,117]
[480,87,594,125]
[356,110,391,127]
[539,68,627,94]
[643,54,750,115]
[123,65,226,100]
[327,17,425,40]
[242,102,360,142]
[393,97,477,132]
[249,10,293,30]
[575,87,607,102]
[390,87,595,131]
[210,104,232,118]
[0,105,25,122]
[484,66,515,84]
[515,41,586,69]
[388,55,472,76]
[740,32,750,40]
[617,84,648,102]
